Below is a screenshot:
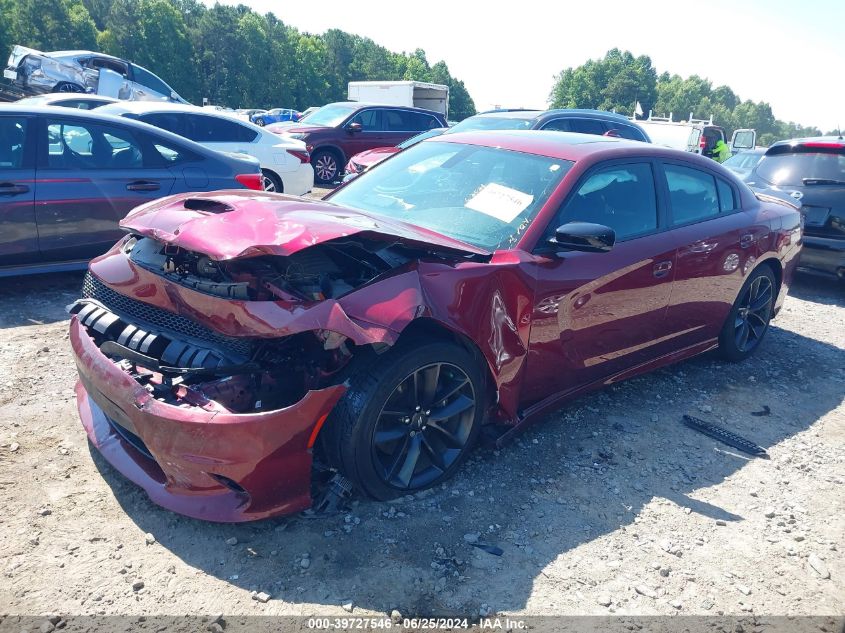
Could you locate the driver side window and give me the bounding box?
[348,109,382,131]
[550,162,658,241]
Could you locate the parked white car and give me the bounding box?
[97,102,313,195]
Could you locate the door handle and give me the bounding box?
[0,183,29,195]
[127,181,160,192]
[653,260,673,278]
[740,234,754,248]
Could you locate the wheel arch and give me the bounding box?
[260,167,283,192]
[393,317,498,410]
[311,144,347,165]
[756,256,783,293]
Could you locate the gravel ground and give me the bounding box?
[0,225,843,622]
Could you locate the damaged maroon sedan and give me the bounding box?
[70,131,802,522]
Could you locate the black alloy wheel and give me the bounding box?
[372,362,476,490]
[718,266,776,362]
[734,274,774,353]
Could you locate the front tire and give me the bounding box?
[323,341,485,500]
[718,266,776,362]
[312,149,340,185]
[255,118,265,127]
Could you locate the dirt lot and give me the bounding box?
[0,253,843,621]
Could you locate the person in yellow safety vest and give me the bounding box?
[710,138,731,163]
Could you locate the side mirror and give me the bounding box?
[549,221,615,253]
[346,122,363,133]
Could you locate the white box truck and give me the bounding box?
[347,81,449,118]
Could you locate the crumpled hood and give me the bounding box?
[120,190,489,260]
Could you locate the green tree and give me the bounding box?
[550,49,657,115]
[0,0,15,61]
[12,0,97,51]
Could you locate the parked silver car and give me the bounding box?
[3,46,187,103]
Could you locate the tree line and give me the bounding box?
[550,49,832,146]
[0,0,477,119]
[0,3,832,142]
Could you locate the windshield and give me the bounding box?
[328,140,572,250]
[297,103,358,127]
[447,116,535,134]
[756,151,845,186]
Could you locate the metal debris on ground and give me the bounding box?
[471,542,504,556]
[681,415,769,458]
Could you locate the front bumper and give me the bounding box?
[71,317,345,522]
[799,235,845,279]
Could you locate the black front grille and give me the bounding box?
[81,273,254,359]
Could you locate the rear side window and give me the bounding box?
[611,125,647,142]
[140,112,188,138]
[569,118,606,135]
[0,117,27,169]
[132,65,172,96]
[45,119,143,170]
[541,119,571,132]
[184,115,258,143]
[382,109,407,131]
[400,111,440,131]
[756,150,845,186]
[664,164,720,224]
[553,162,658,240]
[717,178,736,211]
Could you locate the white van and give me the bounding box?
[633,114,756,158]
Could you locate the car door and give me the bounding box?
[522,160,680,403]
[34,115,176,262]
[730,129,756,154]
[0,114,37,268]
[343,108,387,156]
[658,160,759,349]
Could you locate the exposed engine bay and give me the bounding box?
[123,234,426,302]
[72,235,477,418]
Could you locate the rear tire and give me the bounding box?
[53,82,84,93]
[261,169,283,193]
[322,341,485,500]
[717,266,776,362]
[255,118,265,127]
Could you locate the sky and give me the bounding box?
[207,0,844,132]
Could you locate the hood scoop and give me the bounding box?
[183,198,235,214]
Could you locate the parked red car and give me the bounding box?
[267,102,447,184]
[344,127,447,180]
[70,131,801,521]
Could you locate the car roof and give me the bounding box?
[466,109,637,124]
[98,101,214,114]
[17,93,118,104]
[0,104,253,162]
[426,129,703,162]
[769,135,845,148]
[48,50,126,63]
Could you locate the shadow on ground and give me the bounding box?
[0,271,85,328]
[89,276,845,616]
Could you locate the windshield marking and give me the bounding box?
[465,183,534,223]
